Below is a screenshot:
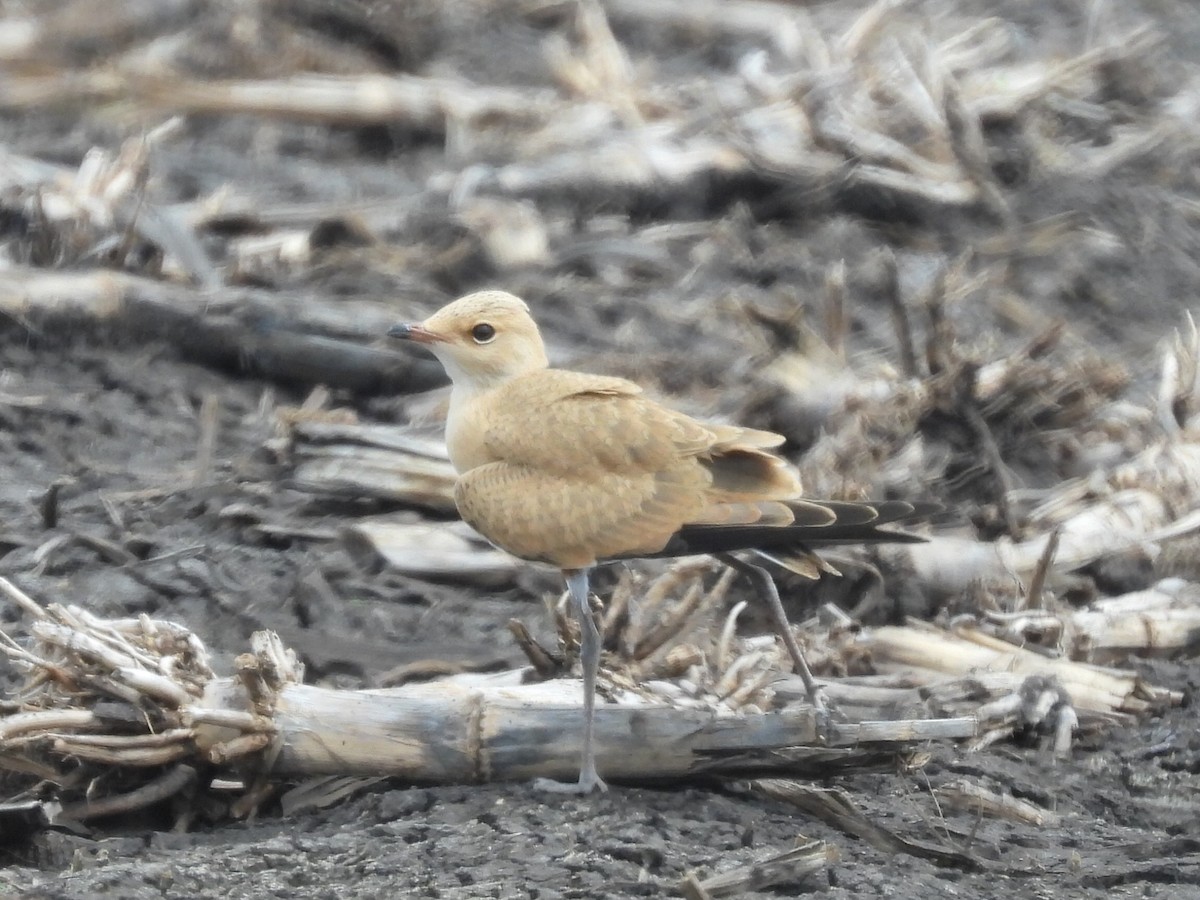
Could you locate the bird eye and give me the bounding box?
[471,323,496,344]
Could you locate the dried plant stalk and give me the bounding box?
[856,622,1179,715]
[935,779,1060,827]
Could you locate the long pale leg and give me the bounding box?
[533,567,608,794]
[717,553,827,721]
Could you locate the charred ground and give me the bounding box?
[2,0,1200,897]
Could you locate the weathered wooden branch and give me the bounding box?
[0,268,444,393]
[0,142,221,288]
[1067,579,1200,659]
[341,520,521,585]
[199,675,972,784]
[792,317,1199,596]
[935,779,1060,827]
[0,586,989,825]
[286,422,457,512]
[897,464,1200,595]
[750,779,982,869]
[3,535,1193,824]
[0,71,560,132]
[0,0,1164,242]
[680,838,836,899]
[851,621,1180,718]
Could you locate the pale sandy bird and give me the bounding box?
[390,290,929,793]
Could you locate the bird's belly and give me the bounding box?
[454,464,688,569]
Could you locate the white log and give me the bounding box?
[341,520,521,586]
[198,677,976,783]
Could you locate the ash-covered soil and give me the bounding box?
[3,0,1200,897]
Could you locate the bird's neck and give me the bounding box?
[437,349,548,397]
[439,351,550,473]
[444,379,504,472]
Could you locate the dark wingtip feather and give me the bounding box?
[624,499,938,561]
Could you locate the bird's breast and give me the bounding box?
[445,389,498,473]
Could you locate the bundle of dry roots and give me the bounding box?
[0,537,1188,827]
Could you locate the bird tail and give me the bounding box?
[636,500,938,566]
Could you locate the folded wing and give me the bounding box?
[454,369,930,568]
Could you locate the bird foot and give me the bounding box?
[531,770,609,795]
[811,689,834,743]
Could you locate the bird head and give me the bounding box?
[388,290,550,390]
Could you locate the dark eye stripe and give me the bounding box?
[472,323,496,343]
